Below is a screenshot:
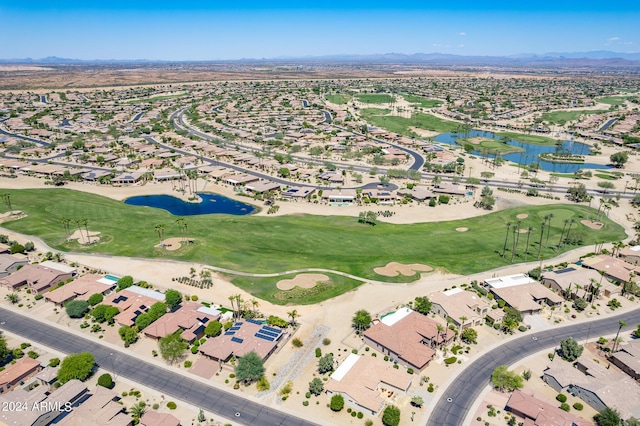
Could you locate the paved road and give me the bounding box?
[428,307,640,426]
[0,307,317,426]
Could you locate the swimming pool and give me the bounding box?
[104,275,120,282]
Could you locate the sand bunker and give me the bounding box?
[455,227,469,232]
[581,220,603,230]
[374,262,433,277]
[516,214,529,219]
[68,229,100,245]
[156,238,194,251]
[276,274,329,291]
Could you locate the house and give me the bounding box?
[0,357,42,393]
[281,186,315,199]
[484,274,563,315]
[0,253,28,278]
[34,366,59,390]
[397,187,436,201]
[429,288,490,329]
[366,190,396,205]
[325,353,413,416]
[0,379,88,426]
[140,411,181,426]
[543,356,640,420]
[321,189,356,203]
[609,339,640,382]
[44,274,116,306]
[245,180,281,194]
[506,389,594,426]
[363,308,454,371]
[199,319,285,362]
[112,172,144,185]
[142,302,220,343]
[102,285,165,327]
[582,255,639,284]
[0,261,76,294]
[222,173,259,186]
[619,245,640,265]
[541,267,614,300]
[57,386,132,426]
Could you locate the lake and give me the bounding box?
[434,130,611,173]
[124,193,256,216]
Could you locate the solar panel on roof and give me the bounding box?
[262,326,281,334]
[247,318,263,325]
[255,333,275,342]
[224,331,235,335]
[259,329,280,338]
[231,337,244,344]
[555,267,576,274]
[234,322,243,326]
[229,326,241,331]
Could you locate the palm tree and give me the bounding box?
[74,219,84,242]
[544,214,554,248]
[613,321,626,352]
[502,222,512,258]
[82,219,90,242]
[563,218,576,248]
[175,218,185,242]
[435,324,444,348]
[61,217,71,238]
[251,299,259,315]
[5,293,19,304]
[2,193,12,212]
[129,401,146,419]
[287,309,300,326]
[511,221,521,263]
[557,219,569,248]
[228,295,235,319]
[524,226,534,261]
[183,220,189,244]
[154,224,165,246]
[537,221,545,260]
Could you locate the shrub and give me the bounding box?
[97,373,113,388]
[573,402,583,410]
[152,403,159,410]
[315,348,322,358]
[34,294,43,301]
[556,394,567,403]
[357,412,364,419]
[330,394,344,411]
[444,356,457,365]
[166,401,176,410]
[48,358,60,367]
[322,338,331,346]
[302,400,309,406]
[87,293,104,306]
[65,300,89,318]
[518,325,527,332]
[560,402,570,412]
[191,346,198,354]
[407,368,414,374]
[305,392,311,399]
[292,338,303,348]
[184,360,192,368]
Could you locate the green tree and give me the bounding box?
[594,407,622,426]
[5,293,19,304]
[91,304,120,324]
[330,394,344,411]
[118,325,139,347]
[560,338,583,361]
[461,328,478,344]
[411,395,424,407]
[0,335,9,362]
[491,365,524,392]
[97,373,113,388]
[414,296,432,315]
[567,183,589,202]
[164,289,182,310]
[204,320,222,337]
[382,405,401,426]
[65,300,89,318]
[57,352,95,384]
[352,309,372,331]
[309,377,324,396]
[235,351,265,385]
[610,151,629,168]
[87,293,104,306]
[158,332,187,364]
[116,275,134,291]
[129,401,147,420]
[574,298,588,311]
[318,353,335,374]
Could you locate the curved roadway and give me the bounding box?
[0,306,317,426]
[428,307,640,426]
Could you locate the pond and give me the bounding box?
[434,130,611,173]
[124,193,256,216]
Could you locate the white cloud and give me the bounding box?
[608,36,621,42]
[459,32,467,36]
[458,44,465,48]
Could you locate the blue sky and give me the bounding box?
[1,1,639,60]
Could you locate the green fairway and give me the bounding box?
[541,109,609,125]
[229,273,365,305]
[457,138,524,155]
[402,94,444,108]
[597,96,634,107]
[495,132,560,146]
[356,93,395,104]
[325,94,350,105]
[0,189,626,303]
[361,111,460,135]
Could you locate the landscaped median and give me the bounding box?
[0,188,627,304]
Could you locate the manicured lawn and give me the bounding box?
[597,96,634,107]
[595,173,619,180]
[402,94,443,108]
[356,93,395,104]
[495,132,560,146]
[0,189,626,303]
[229,273,366,306]
[325,94,350,105]
[362,112,460,135]
[541,109,609,125]
[457,138,524,155]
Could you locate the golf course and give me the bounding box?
[0,188,627,303]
